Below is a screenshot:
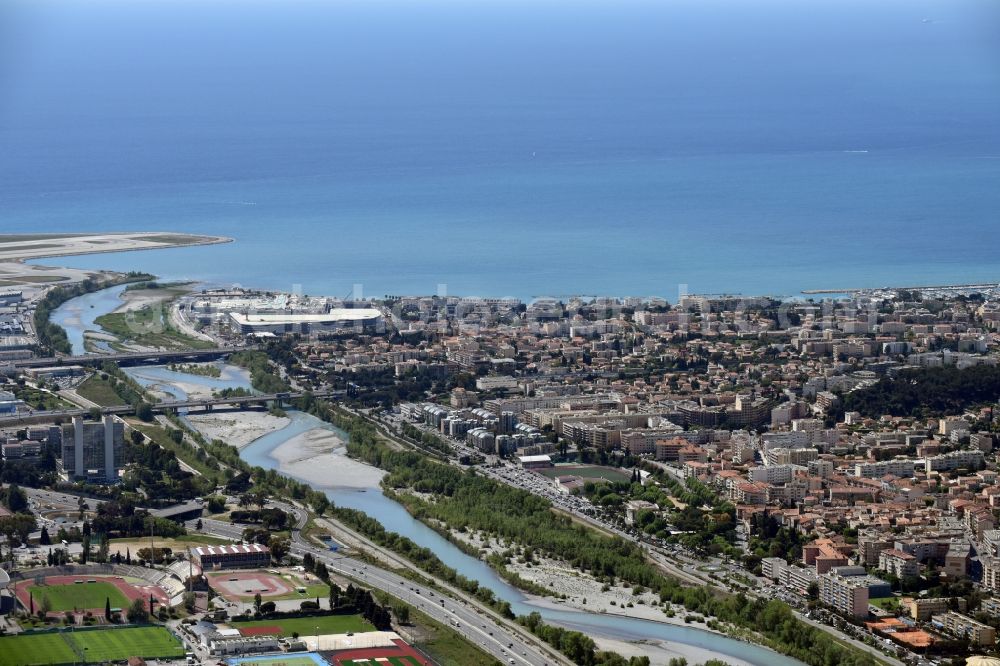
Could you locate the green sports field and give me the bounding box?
[0,633,77,666]
[231,614,373,637]
[27,581,130,612]
[536,464,632,483]
[73,626,184,661]
[0,626,183,666]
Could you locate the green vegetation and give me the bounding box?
[400,422,452,456]
[0,626,183,666]
[407,606,502,666]
[357,446,666,592]
[33,273,153,354]
[869,596,901,612]
[519,612,651,666]
[96,306,214,350]
[124,280,193,292]
[78,363,150,409]
[230,350,291,393]
[747,513,809,567]
[26,581,129,611]
[537,465,632,483]
[838,364,1000,419]
[76,374,128,407]
[330,504,520,616]
[321,406,877,666]
[125,422,221,500]
[70,626,184,662]
[168,362,221,377]
[8,384,74,411]
[0,633,78,666]
[582,468,739,557]
[127,419,225,492]
[230,613,372,637]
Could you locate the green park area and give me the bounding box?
[27,581,129,612]
[231,613,373,637]
[0,626,183,666]
[75,374,128,406]
[95,305,214,350]
[869,596,902,613]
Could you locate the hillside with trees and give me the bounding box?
[837,364,1000,419]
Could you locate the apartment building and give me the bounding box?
[60,415,125,483]
[925,449,984,473]
[853,459,916,479]
[933,611,997,646]
[767,447,819,466]
[820,568,870,618]
[878,549,919,579]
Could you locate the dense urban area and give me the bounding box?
[3,235,1000,666]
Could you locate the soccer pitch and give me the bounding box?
[232,614,372,637]
[0,633,77,666]
[0,626,184,666]
[71,626,185,661]
[28,581,130,611]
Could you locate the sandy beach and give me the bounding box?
[186,411,291,448]
[270,427,386,489]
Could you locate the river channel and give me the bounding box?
[54,285,804,666]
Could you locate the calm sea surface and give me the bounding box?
[2,0,999,299]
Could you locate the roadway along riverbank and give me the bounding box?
[363,409,906,666]
[193,516,569,666]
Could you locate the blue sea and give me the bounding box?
[1,0,999,300]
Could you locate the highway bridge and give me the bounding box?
[0,389,343,427]
[13,347,251,369]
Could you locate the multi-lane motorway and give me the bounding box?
[193,512,566,666]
